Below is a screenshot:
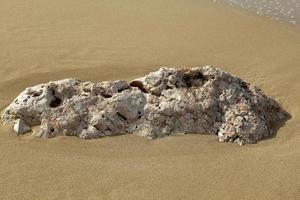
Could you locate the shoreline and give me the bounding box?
[214,0,300,27]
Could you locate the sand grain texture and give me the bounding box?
[0,0,300,199]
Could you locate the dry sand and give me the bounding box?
[0,0,299,199]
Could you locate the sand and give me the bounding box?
[216,0,300,25]
[0,0,299,199]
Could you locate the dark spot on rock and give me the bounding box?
[93,125,100,131]
[32,93,40,97]
[130,81,148,93]
[194,71,204,79]
[240,81,249,89]
[166,85,172,90]
[183,71,205,87]
[32,90,43,97]
[49,97,62,108]
[117,112,127,121]
[50,89,55,95]
[101,93,112,98]
[83,88,91,93]
[183,74,193,87]
[50,128,55,132]
[137,111,142,119]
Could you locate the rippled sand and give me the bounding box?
[0,0,300,199]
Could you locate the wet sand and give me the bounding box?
[215,0,300,25]
[0,0,300,199]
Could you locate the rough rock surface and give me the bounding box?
[1,66,290,145]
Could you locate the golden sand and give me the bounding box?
[0,0,299,199]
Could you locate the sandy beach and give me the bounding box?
[0,0,299,199]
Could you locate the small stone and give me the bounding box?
[235,138,246,146]
[13,119,31,135]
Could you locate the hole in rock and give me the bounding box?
[101,93,112,98]
[194,71,204,79]
[117,88,126,93]
[32,93,41,97]
[23,96,30,103]
[49,97,62,108]
[83,88,91,93]
[183,72,202,87]
[183,71,208,87]
[50,128,55,132]
[31,90,43,97]
[166,85,172,90]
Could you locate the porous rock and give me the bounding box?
[1,66,290,145]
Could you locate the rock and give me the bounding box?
[13,119,31,135]
[1,66,290,144]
